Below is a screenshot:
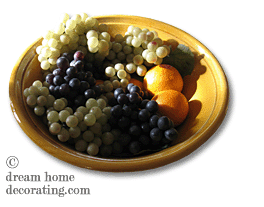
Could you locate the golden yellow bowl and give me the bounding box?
[9,15,229,172]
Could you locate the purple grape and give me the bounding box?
[45,74,54,85]
[74,51,85,61]
[56,57,70,71]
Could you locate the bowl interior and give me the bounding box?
[9,15,229,172]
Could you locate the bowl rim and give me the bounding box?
[9,15,229,172]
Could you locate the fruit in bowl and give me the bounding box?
[9,13,229,171]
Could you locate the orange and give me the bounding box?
[152,90,189,126]
[143,64,183,96]
[129,78,143,89]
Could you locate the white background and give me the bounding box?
[2,0,264,206]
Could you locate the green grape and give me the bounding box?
[59,110,70,122]
[66,115,79,128]
[53,99,66,111]
[102,132,115,145]
[69,126,81,138]
[105,66,116,77]
[57,127,70,142]
[114,63,124,71]
[123,45,132,54]
[23,88,30,97]
[34,106,45,116]
[89,107,102,119]
[136,65,147,77]
[32,80,42,88]
[117,69,127,79]
[92,137,102,147]
[85,98,98,110]
[87,143,99,156]
[74,111,84,122]
[103,82,113,93]
[37,95,47,107]
[88,37,99,48]
[125,63,137,74]
[146,51,158,63]
[78,121,87,132]
[133,55,144,65]
[131,37,141,48]
[114,34,124,43]
[76,106,88,115]
[120,78,129,88]
[49,122,61,135]
[28,86,39,96]
[26,95,37,106]
[97,98,107,110]
[89,122,102,135]
[97,113,108,126]
[156,46,168,58]
[64,107,74,115]
[84,113,96,126]
[75,139,88,152]
[99,32,111,42]
[38,87,49,97]
[47,111,59,123]
[112,42,122,53]
[82,130,94,142]
[102,107,112,119]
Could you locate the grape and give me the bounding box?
[26,95,37,106]
[75,139,88,152]
[99,32,111,42]
[48,38,58,48]
[49,123,61,135]
[164,128,179,142]
[84,113,96,126]
[150,128,163,142]
[146,52,157,63]
[60,34,70,45]
[133,55,143,65]
[88,37,99,48]
[156,46,168,58]
[105,66,115,77]
[59,110,70,122]
[41,60,50,70]
[112,42,122,53]
[131,37,141,47]
[84,89,96,99]
[132,27,142,36]
[117,69,127,79]
[125,63,137,74]
[87,143,99,156]
[74,51,85,60]
[34,106,45,116]
[66,19,76,30]
[129,141,141,154]
[146,31,154,41]
[66,115,79,127]
[57,128,70,142]
[89,122,102,135]
[69,78,80,90]
[56,57,70,71]
[136,65,147,77]
[89,106,102,119]
[47,111,59,123]
[147,41,158,52]
[69,126,81,138]
[53,99,66,111]
[120,78,129,88]
[37,95,47,107]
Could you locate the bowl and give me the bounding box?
[9,15,229,172]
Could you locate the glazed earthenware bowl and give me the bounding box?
[9,15,229,172]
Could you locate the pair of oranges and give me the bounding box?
[131,64,189,126]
